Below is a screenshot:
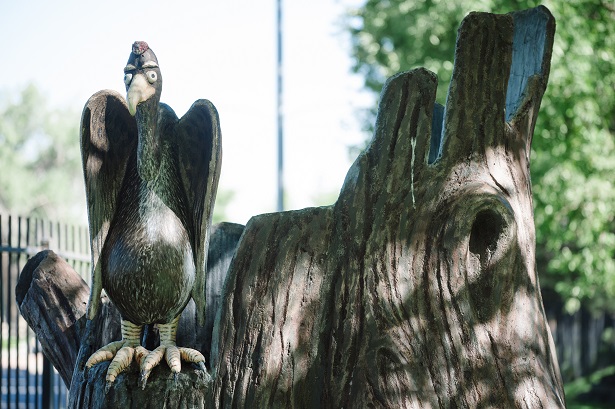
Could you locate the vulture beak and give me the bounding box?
[127,73,156,116]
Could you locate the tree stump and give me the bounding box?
[17,6,564,408]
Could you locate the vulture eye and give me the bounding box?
[146,71,158,83]
[124,73,133,86]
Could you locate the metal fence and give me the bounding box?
[543,288,615,382]
[0,214,90,409]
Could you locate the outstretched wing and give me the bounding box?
[80,90,137,320]
[175,99,222,326]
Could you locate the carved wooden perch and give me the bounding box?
[17,6,564,408]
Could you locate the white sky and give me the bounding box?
[0,0,373,225]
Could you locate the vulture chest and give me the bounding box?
[101,180,195,325]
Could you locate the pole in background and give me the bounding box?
[276,0,284,212]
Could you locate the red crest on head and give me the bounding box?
[132,41,149,55]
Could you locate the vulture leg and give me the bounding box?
[139,315,206,388]
[86,320,144,390]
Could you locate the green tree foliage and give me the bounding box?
[213,189,234,224]
[347,0,615,312]
[0,84,85,223]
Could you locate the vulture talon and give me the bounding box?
[140,371,150,390]
[134,345,149,367]
[85,320,142,386]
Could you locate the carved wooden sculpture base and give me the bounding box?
[17,7,564,408]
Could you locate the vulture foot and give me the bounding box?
[139,316,206,389]
[85,320,144,390]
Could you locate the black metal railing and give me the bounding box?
[1,214,90,409]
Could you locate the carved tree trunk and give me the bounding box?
[17,7,564,408]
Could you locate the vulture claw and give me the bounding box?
[140,371,150,390]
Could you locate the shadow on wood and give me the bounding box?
[17,6,564,408]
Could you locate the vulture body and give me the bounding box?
[81,41,221,387]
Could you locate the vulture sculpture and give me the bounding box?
[80,41,221,388]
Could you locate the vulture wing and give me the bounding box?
[80,90,137,320]
[174,99,222,327]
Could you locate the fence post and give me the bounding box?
[40,238,53,409]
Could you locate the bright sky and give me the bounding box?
[0,0,372,225]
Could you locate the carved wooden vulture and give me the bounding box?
[80,41,221,388]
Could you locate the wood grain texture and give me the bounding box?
[16,250,90,386]
[211,6,563,408]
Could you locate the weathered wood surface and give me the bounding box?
[17,6,564,408]
[16,250,90,386]
[211,6,563,407]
